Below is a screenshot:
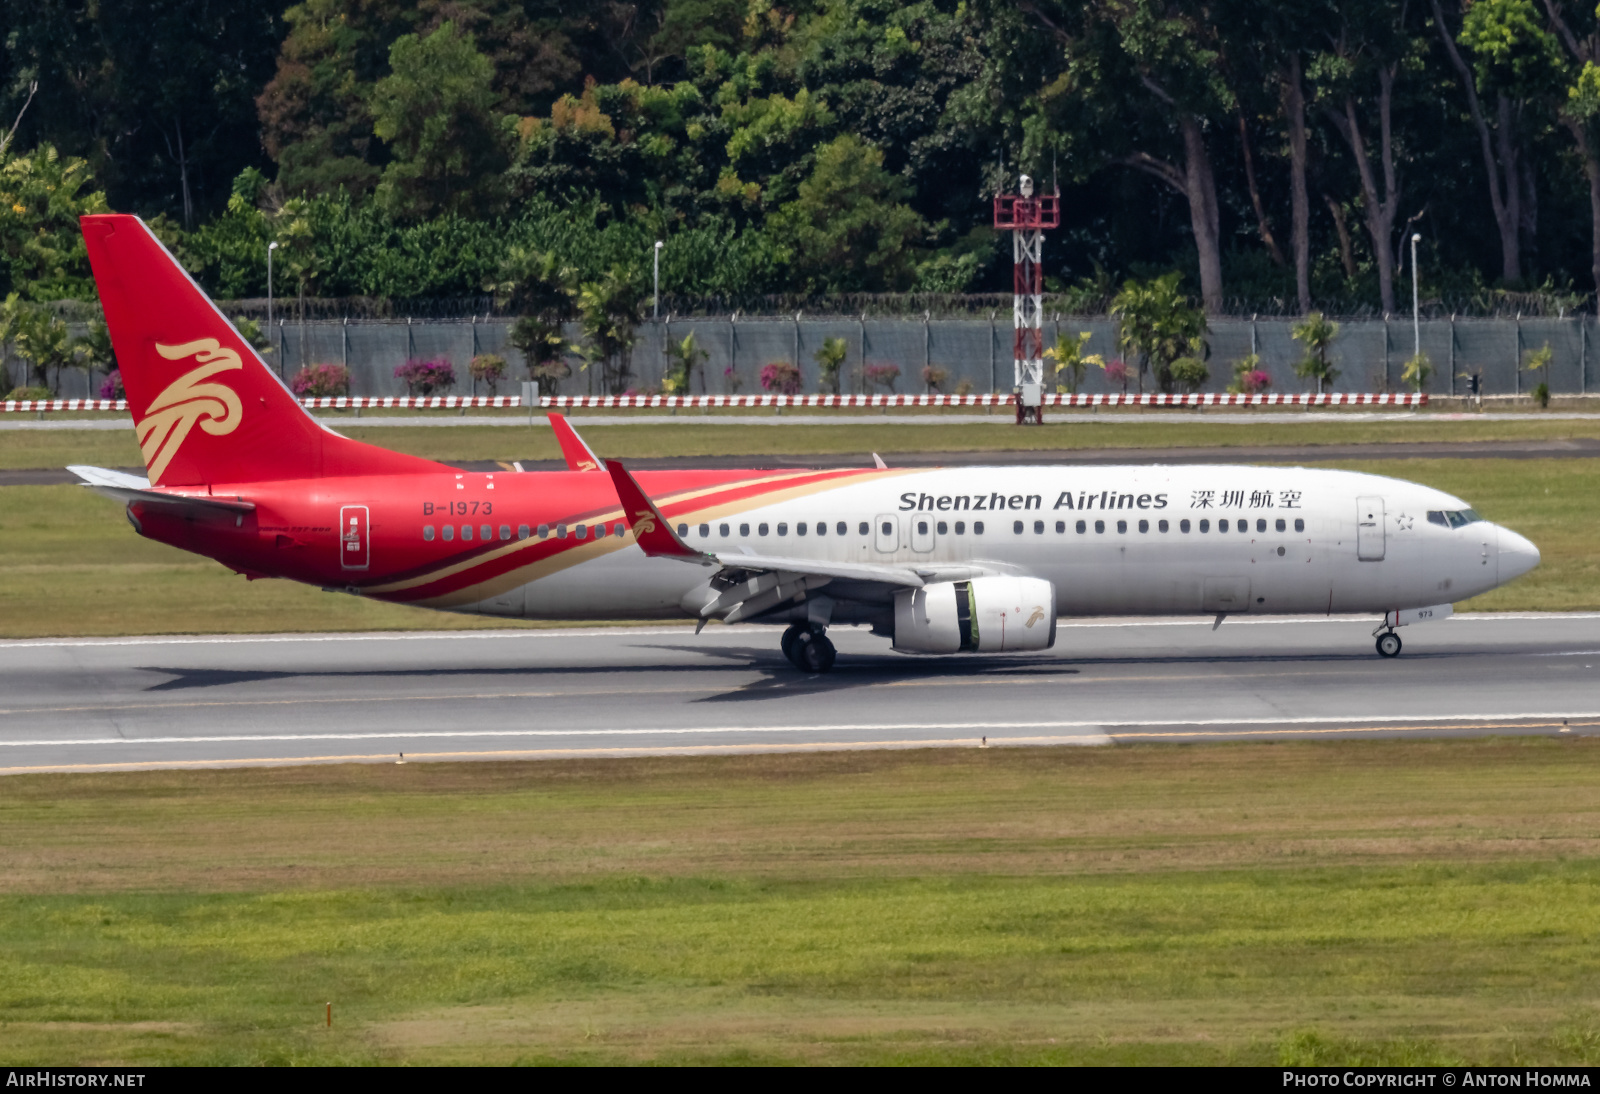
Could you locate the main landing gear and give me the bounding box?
[1375,630,1403,658]
[781,623,837,673]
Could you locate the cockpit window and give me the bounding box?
[1428,509,1484,528]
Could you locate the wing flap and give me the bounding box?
[705,551,925,588]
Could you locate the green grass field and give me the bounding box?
[1,741,1597,1064]
[6,413,1600,470]
[0,457,1589,637]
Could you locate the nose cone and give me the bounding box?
[1497,526,1540,583]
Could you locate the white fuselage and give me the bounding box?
[466,465,1538,622]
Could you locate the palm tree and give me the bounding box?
[665,332,709,395]
[813,336,848,396]
[1291,312,1340,394]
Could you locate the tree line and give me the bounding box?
[4,0,1600,322]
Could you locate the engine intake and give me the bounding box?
[893,576,1056,653]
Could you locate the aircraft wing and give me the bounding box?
[607,459,944,625]
[547,413,605,472]
[68,465,255,515]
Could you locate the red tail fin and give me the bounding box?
[80,214,448,486]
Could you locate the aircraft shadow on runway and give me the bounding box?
[131,652,1080,696]
[629,643,1459,703]
[627,644,1082,703]
[133,645,1457,698]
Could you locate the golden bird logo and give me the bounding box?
[139,339,244,482]
[577,459,598,471]
[633,508,658,536]
[1025,606,1046,628]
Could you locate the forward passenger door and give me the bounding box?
[1356,497,1385,561]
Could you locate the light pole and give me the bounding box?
[267,241,280,374]
[653,240,663,320]
[1410,233,1421,360]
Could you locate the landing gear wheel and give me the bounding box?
[780,623,806,666]
[797,631,836,673]
[1375,631,1402,658]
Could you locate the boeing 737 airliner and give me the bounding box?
[70,214,1539,671]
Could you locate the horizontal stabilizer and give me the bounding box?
[69,464,254,514]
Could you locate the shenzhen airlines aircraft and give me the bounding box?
[71,214,1540,671]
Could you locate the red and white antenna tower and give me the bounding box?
[993,173,1060,424]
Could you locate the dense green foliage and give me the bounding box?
[9,0,1600,314]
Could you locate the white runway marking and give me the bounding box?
[8,710,1600,749]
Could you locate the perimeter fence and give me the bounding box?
[7,313,1596,400]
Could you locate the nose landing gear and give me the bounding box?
[781,623,837,673]
[1375,630,1402,658]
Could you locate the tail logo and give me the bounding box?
[577,459,599,471]
[632,509,658,537]
[139,340,245,481]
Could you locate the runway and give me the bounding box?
[2,613,1597,774]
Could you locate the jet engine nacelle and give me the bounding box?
[893,576,1057,653]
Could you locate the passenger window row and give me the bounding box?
[1009,516,1307,535]
[669,520,990,538]
[422,515,1305,543]
[423,522,623,542]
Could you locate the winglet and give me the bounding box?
[872,452,888,469]
[548,413,605,472]
[606,460,708,562]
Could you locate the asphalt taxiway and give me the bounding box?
[5,437,1600,487]
[1,613,1596,774]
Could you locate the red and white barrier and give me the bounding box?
[3,391,1428,413]
[522,392,1429,409]
[1,398,129,412]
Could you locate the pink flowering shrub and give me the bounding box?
[863,362,900,392]
[1240,369,1271,394]
[759,360,802,395]
[1101,359,1132,392]
[98,370,124,399]
[290,363,352,398]
[394,357,456,396]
